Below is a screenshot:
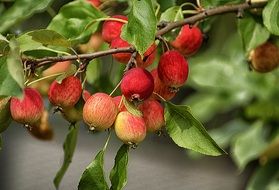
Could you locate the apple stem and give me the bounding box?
[26,72,64,86]
[153,92,166,102]
[109,79,122,96]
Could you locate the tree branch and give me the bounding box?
[24,1,267,68]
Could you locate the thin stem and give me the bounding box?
[153,92,166,102]
[26,72,64,86]
[82,75,87,89]
[85,17,128,31]
[155,2,161,17]
[103,131,111,151]
[157,36,170,52]
[182,10,199,15]
[156,1,266,36]
[196,0,202,9]
[109,79,122,96]
[180,2,199,10]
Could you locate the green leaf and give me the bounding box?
[157,0,175,11]
[159,6,183,22]
[238,14,270,53]
[245,101,279,121]
[0,0,53,33]
[231,122,267,171]
[7,38,24,91]
[164,101,225,156]
[54,125,79,189]
[121,0,157,55]
[17,33,69,55]
[0,57,23,97]
[86,59,101,85]
[209,119,248,148]
[48,0,106,44]
[78,150,109,190]
[110,144,129,190]
[263,0,279,35]
[123,97,143,117]
[22,29,71,47]
[247,161,279,190]
[0,34,9,55]
[0,97,12,133]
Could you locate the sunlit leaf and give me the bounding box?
[122,0,157,55]
[238,13,270,53]
[164,102,225,156]
[263,0,279,35]
[78,150,109,190]
[48,0,106,44]
[7,38,24,91]
[0,0,53,33]
[110,144,129,190]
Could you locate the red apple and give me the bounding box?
[171,24,203,56]
[48,76,82,108]
[157,50,189,88]
[139,99,165,132]
[121,68,154,102]
[10,88,44,125]
[150,69,176,101]
[102,15,128,43]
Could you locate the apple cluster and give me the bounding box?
[2,13,204,145]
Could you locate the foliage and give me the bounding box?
[0,0,279,189]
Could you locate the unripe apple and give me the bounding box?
[87,0,101,7]
[83,93,118,131]
[249,42,279,73]
[62,96,85,124]
[151,69,176,101]
[136,43,157,68]
[113,96,127,112]
[30,79,51,96]
[48,76,82,108]
[139,99,165,132]
[171,24,203,56]
[10,88,44,125]
[121,68,154,102]
[79,32,104,53]
[42,61,72,77]
[0,97,12,133]
[157,50,189,88]
[110,37,131,63]
[114,111,146,144]
[102,15,128,43]
[28,110,53,141]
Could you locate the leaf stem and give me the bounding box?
[103,131,111,151]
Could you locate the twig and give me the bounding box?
[23,1,267,69]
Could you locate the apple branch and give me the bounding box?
[24,1,267,69]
